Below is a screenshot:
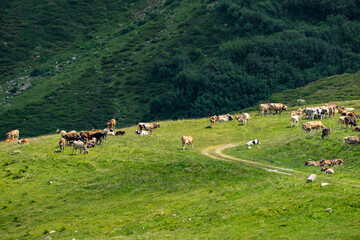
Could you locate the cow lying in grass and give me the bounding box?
[7,129,19,140]
[217,114,233,122]
[18,138,29,144]
[134,130,148,136]
[236,113,251,125]
[321,167,334,174]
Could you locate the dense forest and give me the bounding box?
[1,0,360,137]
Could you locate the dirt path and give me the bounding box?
[201,142,360,188]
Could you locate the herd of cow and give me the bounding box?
[3,102,360,159]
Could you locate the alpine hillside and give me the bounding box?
[1,0,360,138]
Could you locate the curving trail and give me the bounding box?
[201,142,360,188]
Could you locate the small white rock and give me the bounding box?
[50,230,55,233]
[247,146,252,149]
[321,183,329,187]
[326,208,332,212]
[307,174,317,183]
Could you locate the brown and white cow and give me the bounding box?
[302,121,325,133]
[72,140,89,154]
[56,129,67,135]
[7,129,19,140]
[210,116,217,128]
[236,113,251,125]
[106,119,116,129]
[269,103,288,115]
[216,114,233,122]
[138,122,160,136]
[18,138,29,144]
[59,138,66,152]
[181,136,194,150]
[259,103,270,116]
[344,136,360,150]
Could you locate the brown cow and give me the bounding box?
[269,103,288,115]
[216,114,233,122]
[259,103,271,116]
[321,128,331,140]
[321,167,334,174]
[115,130,126,136]
[18,138,29,144]
[62,131,80,146]
[106,119,116,129]
[210,116,217,128]
[302,121,325,133]
[352,126,360,132]
[56,129,67,135]
[138,122,160,135]
[344,136,360,150]
[59,138,66,152]
[7,129,19,140]
[305,161,320,166]
[181,136,194,150]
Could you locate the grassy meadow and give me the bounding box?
[1,101,360,239]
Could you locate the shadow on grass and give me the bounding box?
[205,126,212,129]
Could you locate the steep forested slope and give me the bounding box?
[1,0,360,138]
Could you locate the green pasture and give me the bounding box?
[1,101,360,239]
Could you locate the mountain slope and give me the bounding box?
[1,100,360,239]
[1,0,360,138]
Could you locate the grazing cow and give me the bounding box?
[259,103,270,116]
[305,160,320,166]
[268,103,288,115]
[72,140,89,154]
[138,122,160,135]
[324,103,337,118]
[86,138,97,148]
[344,136,360,150]
[7,129,19,140]
[59,138,66,152]
[210,116,217,128]
[106,119,116,129]
[321,167,334,174]
[236,113,251,125]
[345,116,357,128]
[247,139,260,146]
[352,126,360,132]
[321,128,331,140]
[181,136,194,150]
[134,130,148,136]
[90,129,109,144]
[338,107,346,114]
[290,114,301,128]
[216,114,234,122]
[80,131,92,143]
[302,121,325,133]
[56,129,67,135]
[62,131,80,146]
[115,130,126,136]
[18,138,29,144]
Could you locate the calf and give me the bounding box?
[59,138,66,152]
[321,128,331,140]
[352,126,360,132]
[344,136,360,150]
[134,130,148,136]
[18,138,29,144]
[115,130,126,136]
[86,138,97,148]
[181,136,194,150]
[72,140,89,154]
